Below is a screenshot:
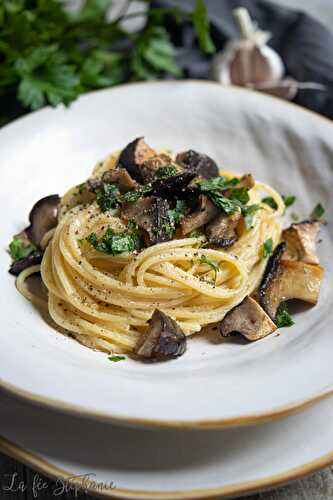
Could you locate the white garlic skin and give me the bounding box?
[211,40,285,86]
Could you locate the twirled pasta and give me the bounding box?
[16,150,284,354]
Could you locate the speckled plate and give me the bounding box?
[0,81,332,428]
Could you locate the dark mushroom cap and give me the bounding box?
[9,251,43,276]
[258,242,286,317]
[25,194,60,247]
[117,137,156,182]
[176,150,219,179]
[136,309,186,360]
[151,171,196,200]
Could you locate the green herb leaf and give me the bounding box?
[96,183,119,212]
[15,45,80,110]
[282,195,296,208]
[262,197,278,210]
[275,302,295,328]
[192,0,215,54]
[199,254,220,283]
[310,203,325,220]
[262,238,273,258]
[290,212,299,222]
[242,204,261,229]
[108,355,126,362]
[199,176,239,193]
[154,164,177,179]
[9,236,35,262]
[86,225,141,255]
[167,200,187,225]
[120,184,152,203]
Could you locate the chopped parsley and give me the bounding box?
[96,184,119,212]
[262,197,278,210]
[167,200,187,225]
[120,184,152,203]
[108,355,126,362]
[275,302,295,328]
[9,237,35,262]
[310,203,325,220]
[262,238,273,258]
[199,176,260,229]
[154,164,178,180]
[282,195,296,208]
[242,204,261,229]
[200,255,220,283]
[86,225,140,255]
[199,176,239,192]
[290,212,299,222]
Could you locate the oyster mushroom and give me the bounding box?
[206,210,242,248]
[282,220,321,265]
[140,154,178,183]
[176,150,219,179]
[121,196,172,244]
[101,168,138,193]
[25,195,60,247]
[9,251,43,276]
[117,137,156,182]
[258,242,324,319]
[220,296,277,341]
[136,309,186,360]
[180,195,219,235]
[151,171,196,200]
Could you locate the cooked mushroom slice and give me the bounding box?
[180,195,219,235]
[282,220,321,265]
[220,296,277,341]
[117,137,156,182]
[101,168,138,193]
[87,178,103,193]
[9,251,43,276]
[176,150,219,179]
[136,309,186,360]
[140,154,178,183]
[121,196,172,244]
[25,195,60,247]
[151,171,196,200]
[238,173,255,190]
[259,243,324,319]
[206,210,242,248]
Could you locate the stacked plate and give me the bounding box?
[0,81,332,499]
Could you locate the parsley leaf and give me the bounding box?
[262,238,273,258]
[192,0,215,54]
[282,195,296,208]
[242,204,261,229]
[167,200,187,225]
[154,164,177,179]
[120,184,152,203]
[199,176,239,193]
[96,184,119,212]
[15,45,80,110]
[310,203,325,220]
[86,226,140,255]
[275,302,295,328]
[108,355,126,362]
[262,197,278,210]
[200,254,220,283]
[9,236,35,262]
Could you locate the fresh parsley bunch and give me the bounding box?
[0,0,214,125]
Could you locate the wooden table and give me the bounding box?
[1,452,332,499]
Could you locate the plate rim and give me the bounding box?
[1,433,333,500]
[1,80,333,430]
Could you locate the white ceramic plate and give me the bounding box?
[0,81,332,428]
[1,388,333,499]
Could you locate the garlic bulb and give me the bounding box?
[211,8,284,86]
